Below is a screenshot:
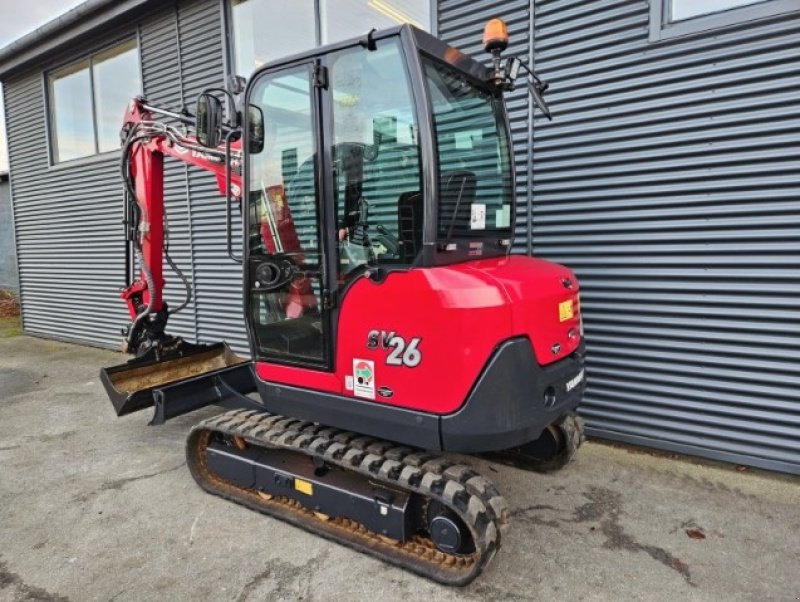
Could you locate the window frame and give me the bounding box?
[649,0,799,41]
[45,35,142,166]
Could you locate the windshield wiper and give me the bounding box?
[442,174,468,250]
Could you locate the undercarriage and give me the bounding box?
[185,408,583,585]
[101,334,585,585]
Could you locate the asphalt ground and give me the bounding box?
[1,333,798,601]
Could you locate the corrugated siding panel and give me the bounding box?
[177,0,249,354]
[438,0,532,251]
[6,0,248,354]
[533,1,800,474]
[6,65,129,348]
[140,6,198,344]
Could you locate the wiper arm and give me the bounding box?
[518,61,552,121]
[442,175,468,249]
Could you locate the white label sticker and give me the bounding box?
[352,359,375,400]
[495,204,511,228]
[470,203,486,230]
[344,375,354,391]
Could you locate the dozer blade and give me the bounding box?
[100,341,250,418]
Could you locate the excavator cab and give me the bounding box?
[242,25,517,370]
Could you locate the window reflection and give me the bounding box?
[229,0,431,74]
[231,0,316,75]
[321,0,430,44]
[94,41,140,153]
[50,61,94,162]
[670,0,767,21]
[49,40,140,162]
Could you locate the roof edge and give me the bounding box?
[0,0,154,79]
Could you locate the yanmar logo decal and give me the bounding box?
[566,369,585,393]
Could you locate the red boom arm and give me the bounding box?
[119,97,310,352]
[120,98,242,321]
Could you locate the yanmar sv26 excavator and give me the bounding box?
[100,20,586,585]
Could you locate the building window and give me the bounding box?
[230,0,316,74]
[229,0,431,77]
[650,0,799,41]
[670,0,767,21]
[319,0,430,45]
[48,39,140,163]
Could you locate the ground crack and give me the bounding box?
[509,504,561,528]
[100,463,184,491]
[236,548,331,602]
[72,463,185,503]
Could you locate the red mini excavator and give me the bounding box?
[100,20,586,585]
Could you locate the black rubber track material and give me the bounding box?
[186,409,509,586]
[481,413,585,473]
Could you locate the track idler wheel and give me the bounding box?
[485,413,586,473]
[427,501,476,555]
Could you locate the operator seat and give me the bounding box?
[397,191,423,263]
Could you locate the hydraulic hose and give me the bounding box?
[120,124,193,343]
[163,210,192,316]
[126,241,157,352]
[120,126,156,351]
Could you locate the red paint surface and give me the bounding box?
[256,255,580,415]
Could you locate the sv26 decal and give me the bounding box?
[367,330,422,368]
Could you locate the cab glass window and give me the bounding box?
[423,59,513,240]
[247,66,326,364]
[329,38,423,275]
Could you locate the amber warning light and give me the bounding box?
[483,18,509,53]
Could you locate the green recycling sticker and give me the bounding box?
[353,359,375,400]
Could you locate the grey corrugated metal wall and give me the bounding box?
[438,0,533,252]
[177,1,247,351]
[441,0,800,474]
[6,0,248,353]
[532,1,800,475]
[5,53,130,347]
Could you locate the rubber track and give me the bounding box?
[485,413,586,473]
[186,409,509,586]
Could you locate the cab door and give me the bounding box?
[245,62,332,369]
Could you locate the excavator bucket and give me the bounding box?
[100,342,252,419]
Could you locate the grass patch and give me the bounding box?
[0,315,23,338]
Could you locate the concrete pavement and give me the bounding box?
[1,334,798,601]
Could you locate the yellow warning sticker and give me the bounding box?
[559,299,574,322]
[294,478,313,496]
